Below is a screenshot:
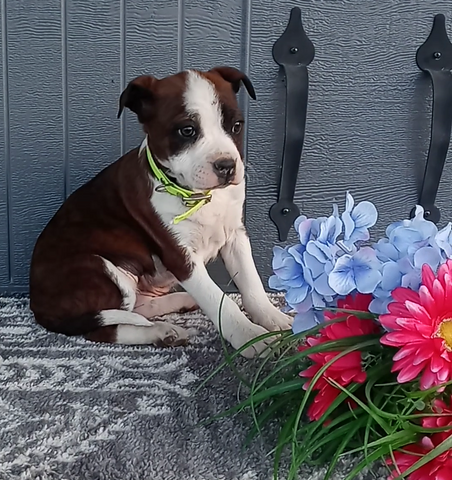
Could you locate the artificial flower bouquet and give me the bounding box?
[214,193,452,480]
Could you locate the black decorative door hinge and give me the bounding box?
[411,14,452,224]
[269,7,315,241]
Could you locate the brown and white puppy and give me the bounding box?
[29,66,292,358]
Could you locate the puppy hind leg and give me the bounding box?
[101,259,138,311]
[85,320,192,347]
[133,292,199,318]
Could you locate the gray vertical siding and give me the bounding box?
[0,0,8,286]
[124,0,180,152]
[6,0,64,290]
[1,0,452,293]
[66,0,122,193]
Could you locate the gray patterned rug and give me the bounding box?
[0,295,383,480]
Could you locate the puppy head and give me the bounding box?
[118,66,256,191]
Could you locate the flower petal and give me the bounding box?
[369,297,392,315]
[374,239,399,262]
[412,347,436,365]
[313,273,336,296]
[328,254,356,295]
[293,296,314,313]
[380,262,403,291]
[430,354,446,374]
[391,287,420,304]
[413,246,442,270]
[268,275,286,291]
[295,216,312,245]
[390,226,423,254]
[286,284,310,306]
[435,222,452,257]
[303,251,325,279]
[420,368,437,390]
[292,310,322,334]
[405,300,431,323]
[381,331,424,345]
[355,266,382,294]
[421,263,436,292]
[418,284,437,318]
[397,361,425,383]
[393,347,417,361]
[352,200,378,229]
[345,191,354,212]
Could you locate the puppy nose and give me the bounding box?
[213,158,236,181]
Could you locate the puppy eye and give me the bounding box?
[231,121,243,135]
[179,126,196,138]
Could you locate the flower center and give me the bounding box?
[439,320,452,349]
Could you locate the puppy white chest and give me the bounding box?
[152,183,245,264]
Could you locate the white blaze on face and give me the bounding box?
[167,70,244,191]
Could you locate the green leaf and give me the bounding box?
[193,326,290,394]
[273,411,298,480]
[284,339,382,479]
[414,400,425,411]
[238,378,304,410]
[342,445,391,480]
[407,380,452,398]
[255,335,381,394]
[248,338,300,437]
[323,418,367,480]
[195,290,296,395]
[321,307,378,320]
[409,423,452,434]
[216,293,254,389]
[344,430,417,456]
[328,379,392,434]
[243,392,300,448]
[300,385,362,449]
[297,421,362,466]
[363,373,404,421]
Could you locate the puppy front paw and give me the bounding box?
[249,304,293,332]
[229,322,276,359]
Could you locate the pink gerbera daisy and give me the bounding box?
[380,259,452,390]
[422,396,452,429]
[388,432,452,480]
[387,396,452,479]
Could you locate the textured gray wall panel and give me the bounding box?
[1,0,452,293]
[7,0,64,288]
[183,0,245,70]
[0,0,8,285]
[124,0,180,153]
[67,0,122,193]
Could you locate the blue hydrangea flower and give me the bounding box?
[269,192,383,333]
[328,246,382,295]
[304,206,341,267]
[294,215,324,247]
[436,222,452,258]
[268,245,312,308]
[369,206,444,315]
[341,192,378,247]
[304,208,343,302]
[317,205,343,249]
[303,248,335,299]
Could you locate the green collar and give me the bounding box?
[145,143,211,224]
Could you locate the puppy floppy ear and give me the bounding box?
[210,66,256,100]
[117,75,156,122]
